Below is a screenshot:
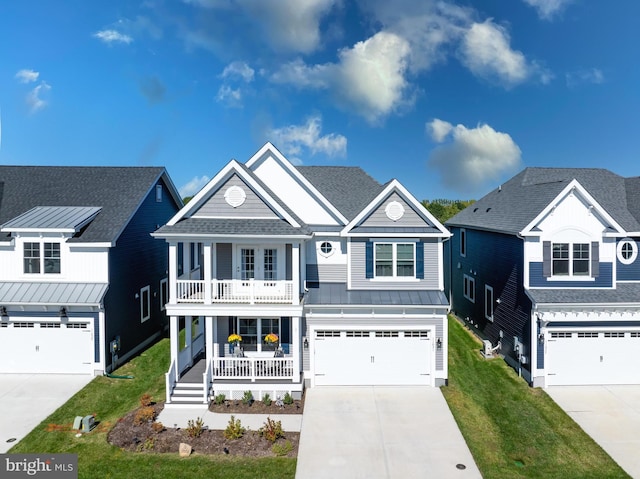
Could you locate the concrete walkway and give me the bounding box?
[295,387,481,479]
[0,374,93,452]
[157,404,303,431]
[547,385,640,479]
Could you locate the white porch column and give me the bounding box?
[205,316,214,362]
[300,241,307,290]
[292,243,300,305]
[170,315,179,366]
[292,315,301,380]
[213,316,219,357]
[168,243,177,303]
[203,243,212,303]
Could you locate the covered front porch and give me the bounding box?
[165,312,304,405]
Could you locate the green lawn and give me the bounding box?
[10,339,296,479]
[442,315,629,479]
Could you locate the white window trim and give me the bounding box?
[23,241,62,275]
[485,285,494,322]
[318,241,334,258]
[463,274,475,303]
[235,317,281,352]
[373,242,416,279]
[551,242,591,279]
[617,239,638,265]
[159,278,168,311]
[140,285,151,323]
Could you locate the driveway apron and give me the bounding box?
[295,386,481,479]
[0,374,92,452]
[547,385,640,479]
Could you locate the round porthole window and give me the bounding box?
[319,241,333,256]
[224,185,246,208]
[617,239,638,265]
[385,201,405,221]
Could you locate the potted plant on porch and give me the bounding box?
[264,333,281,355]
[228,333,243,357]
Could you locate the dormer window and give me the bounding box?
[553,243,589,276]
[24,242,60,274]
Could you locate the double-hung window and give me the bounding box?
[24,242,60,274]
[463,274,475,302]
[375,243,415,278]
[552,242,589,276]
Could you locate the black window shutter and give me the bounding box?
[543,241,551,277]
[365,241,373,278]
[416,242,424,279]
[591,242,599,277]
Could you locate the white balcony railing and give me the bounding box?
[176,279,295,304]
[212,357,294,381]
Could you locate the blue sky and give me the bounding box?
[1,1,639,201]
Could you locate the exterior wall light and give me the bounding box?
[436,337,442,349]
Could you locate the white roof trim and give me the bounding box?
[520,179,625,236]
[246,142,349,225]
[341,179,451,237]
[166,160,300,228]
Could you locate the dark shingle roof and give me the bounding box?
[447,167,640,234]
[296,166,383,221]
[154,218,311,237]
[0,166,170,243]
[528,283,640,305]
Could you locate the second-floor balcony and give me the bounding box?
[176,278,295,305]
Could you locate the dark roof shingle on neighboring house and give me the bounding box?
[446,167,640,234]
[296,166,383,221]
[154,218,311,237]
[0,166,172,243]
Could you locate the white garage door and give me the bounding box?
[314,330,432,386]
[0,319,94,374]
[546,331,640,386]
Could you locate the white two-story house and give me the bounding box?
[0,166,182,375]
[447,167,640,387]
[153,142,451,404]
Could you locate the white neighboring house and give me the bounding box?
[153,142,451,405]
[0,166,182,375]
[447,167,640,387]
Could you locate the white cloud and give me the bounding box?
[267,116,347,164]
[220,61,255,82]
[566,68,604,87]
[427,119,522,193]
[459,20,531,87]
[271,31,412,123]
[15,69,39,83]
[216,85,243,107]
[523,0,572,20]
[93,29,133,44]
[179,175,211,198]
[26,82,51,113]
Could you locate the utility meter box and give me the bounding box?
[81,415,96,432]
[73,416,83,430]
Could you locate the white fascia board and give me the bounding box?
[152,233,311,242]
[166,160,300,228]
[1,227,76,234]
[68,242,113,248]
[246,142,348,225]
[347,232,447,238]
[520,179,625,237]
[341,180,451,237]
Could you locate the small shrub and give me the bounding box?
[139,393,153,407]
[259,417,284,443]
[151,421,165,433]
[224,416,245,439]
[214,393,226,405]
[283,392,294,405]
[186,417,205,438]
[263,393,272,406]
[242,390,254,406]
[272,440,293,456]
[142,437,155,450]
[134,406,156,425]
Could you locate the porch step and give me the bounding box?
[170,383,207,405]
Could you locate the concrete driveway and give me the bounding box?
[546,385,640,478]
[295,387,481,479]
[0,374,93,452]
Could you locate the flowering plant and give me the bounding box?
[264,333,279,344]
[228,334,242,344]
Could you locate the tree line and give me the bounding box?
[421,198,476,223]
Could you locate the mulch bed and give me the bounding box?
[208,395,305,415]
[107,402,300,457]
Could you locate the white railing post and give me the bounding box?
[203,243,212,304]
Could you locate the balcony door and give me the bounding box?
[236,245,283,285]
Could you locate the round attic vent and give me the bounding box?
[224,185,246,208]
[385,201,405,221]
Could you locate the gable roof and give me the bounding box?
[446,167,640,235]
[0,166,180,244]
